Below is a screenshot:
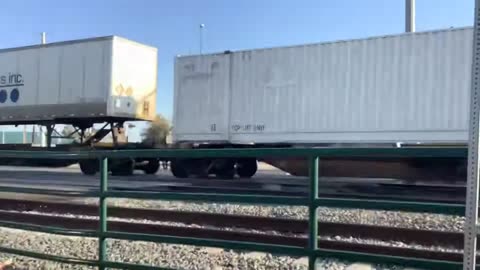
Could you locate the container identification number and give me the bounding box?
[231,124,265,132]
[208,124,266,132]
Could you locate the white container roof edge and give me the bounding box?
[0,35,157,53]
[176,26,472,59]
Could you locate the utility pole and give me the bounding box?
[405,0,415,32]
[41,32,46,44]
[199,24,205,54]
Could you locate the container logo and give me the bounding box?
[10,88,19,103]
[0,90,7,103]
[0,73,23,87]
[0,88,21,104]
[0,73,22,104]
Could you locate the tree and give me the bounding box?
[61,125,96,142]
[141,114,170,147]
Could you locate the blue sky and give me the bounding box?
[0,0,474,141]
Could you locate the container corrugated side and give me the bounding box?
[0,37,112,123]
[0,36,157,124]
[173,27,473,144]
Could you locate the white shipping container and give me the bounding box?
[173,27,473,144]
[0,36,157,124]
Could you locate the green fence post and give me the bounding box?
[98,157,108,270]
[308,156,319,270]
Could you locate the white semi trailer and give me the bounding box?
[0,36,159,175]
[171,27,471,179]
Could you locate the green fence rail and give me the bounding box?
[0,147,469,270]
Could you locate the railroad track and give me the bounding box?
[0,180,466,204]
[108,180,466,203]
[0,198,468,263]
[0,167,467,202]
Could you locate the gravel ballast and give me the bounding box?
[0,226,425,270]
[0,204,443,270]
[1,190,460,269]
[0,227,353,270]
[0,204,452,269]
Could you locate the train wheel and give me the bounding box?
[111,159,135,176]
[79,159,98,175]
[171,160,189,178]
[144,159,160,175]
[216,160,235,179]
[236,159,258,178]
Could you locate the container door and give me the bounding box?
[173,54,230,143]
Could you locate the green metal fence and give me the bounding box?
[0,147,469,270]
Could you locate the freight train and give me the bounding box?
[169,27,471,180]
[0,27,472,180]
